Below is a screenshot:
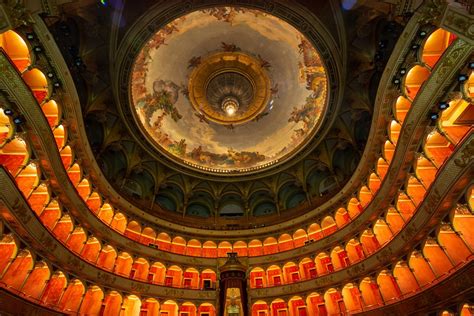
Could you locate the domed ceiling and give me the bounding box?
[58,0,380,228]
[130,7,328,174]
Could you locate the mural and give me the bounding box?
[130,7,328,173]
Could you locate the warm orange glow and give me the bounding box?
[404,65,431,100]
[0,30,31,72]
[422,29,454,68]
[0,108,13,146]
[22,68,49,104]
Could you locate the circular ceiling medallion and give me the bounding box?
[188,51,271,125]
[130,6,329,174]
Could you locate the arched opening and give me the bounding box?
[346,239,365,263]
[263,237,278,255]
[342,283,363,313]
[125,221,142,242]
[334,208,351,228]
[183,268,199,289]
[186,239,202,257]
[165,265,183,288]
[323,288,345,315]
[102,291,123,316]
[200,269,216,290]
[86,191,102,214]
[202,241,217,258]
[80,237,101,263]
[0,30,31,72]
[141,298,160,316]
[40,271,67,307]
[27,183,50,215]
[233,241,248,257]
[315,252,333,275]
[171,236,186,254]
[110,213,127,234]
[376,270,401,303]
[373,219,393,246]
[20,261,50,300]
[22,68,49,103]
[359,277,384,308]
[282,262,300,284]
[121,294,142,316]
[0,235,18,277]
[437,224,472,265]
[148,262,166,285]
[161,300,179,316]
[266,265,283,287]
[288,296,306,316]
[156,232,172,251]
[292,229,308,248]
[217,241,232,258]
[139,227,157,246]
[306,292,325,315]
[360,229,380,255]
[250,267,266,289]
[65,227,87,254]
[307,223,323,241]
[404,65,430,100]
[252,301,269,316]
[131,258,150,281]
[14,163,40,196]
[423,239,454,276]
[408,251,436,287]
[58,279,85,313]
[198,303,216,316]
[299,258,317,280]
[393,261,420,295]
[1,249,33,290]
[114,252,133,277]
[53,215,74,243]
[270,299,288,316]
[278,234,294,252]
[321,216,337,236]
[180,302,197,316]
[79,286,104,315]
[96,245,117,271]
[0,137,29,177]
[248,240,263,257]
[330,246,350,270]
[422,29,455,68]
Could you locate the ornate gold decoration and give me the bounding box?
[188,51,271,125]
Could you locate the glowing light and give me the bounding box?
[221,97,239,116]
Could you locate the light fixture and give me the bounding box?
[458,74,468,82]
[13,116,24,124]
[429,113,439,121]
[439,102,449,110]
[222,96,239,116]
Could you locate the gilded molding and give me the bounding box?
[440,4,474,44]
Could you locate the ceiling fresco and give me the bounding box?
[130,7,328,174]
